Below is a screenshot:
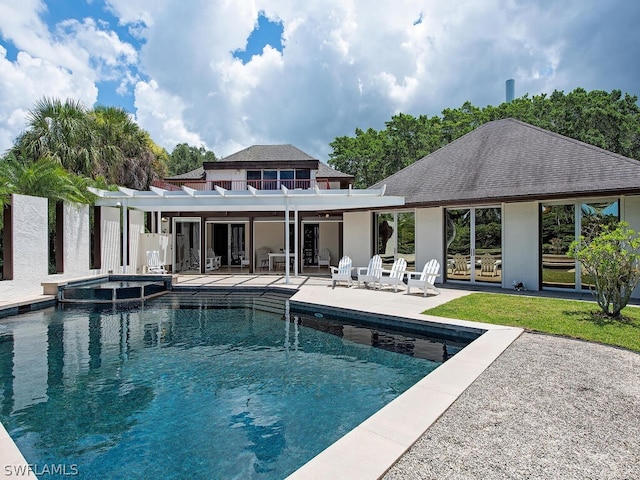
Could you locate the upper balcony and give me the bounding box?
[151,178,332,191]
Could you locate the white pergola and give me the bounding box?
[89,184,405,283]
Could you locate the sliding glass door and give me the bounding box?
[541,199,618,290]
[173,218,201,273]
[375,211,415,269]
[446,207,502,284]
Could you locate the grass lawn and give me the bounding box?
[424,293,640,353]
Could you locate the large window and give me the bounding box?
[540,199,618,290]
[375,211,415,269]
[445,207,502,284]
[247,169,313,189]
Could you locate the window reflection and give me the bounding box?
[540,200,619,290]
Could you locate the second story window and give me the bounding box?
[247,170,261,188]
[246,169,313,190]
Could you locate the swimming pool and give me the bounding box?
[0,291,474,479]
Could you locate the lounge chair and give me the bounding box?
[317,248,331,268]
[357,254,382,289]
[331,256,353,288]
[379,257,407,292]
[406,259,441,296]
[206,248,222,271]
[146,250,168,274]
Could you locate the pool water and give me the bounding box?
[0,293,458,479]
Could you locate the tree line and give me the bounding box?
[328,88,640,187]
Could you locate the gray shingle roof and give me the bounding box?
[317,161,353,179]
[221,144,315,162]
[372,118,640,206]
[165,166,205,181]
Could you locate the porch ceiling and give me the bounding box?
[88,185,404,212]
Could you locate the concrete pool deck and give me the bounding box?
[1,274,638,479]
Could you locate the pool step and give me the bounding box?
[149,291,290,315]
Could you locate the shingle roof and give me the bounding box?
[221,144,316,162]
[317,161,354,179]
[165,166,205,181]
[372,118,640,206]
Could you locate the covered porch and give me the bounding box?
[89,184,403,283]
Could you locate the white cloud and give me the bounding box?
[0,0,639,160]
[134,79,206,149]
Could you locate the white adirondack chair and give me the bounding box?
[206,248,222,271]
[317,248,331,268]
[406,259,441,296]
[331,256,353,289]
[146,250,168,274]
[379,257,407,292]
[357,254,383,289]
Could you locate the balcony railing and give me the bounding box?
[151,179,330,191]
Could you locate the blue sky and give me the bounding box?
[0,0,639,160]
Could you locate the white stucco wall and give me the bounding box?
[62,203,90,276]
[13,194,48,282]
[318,222,340,265]
[0,194,49,297]
[254,221,286,255]
[415,208,444,280]
[503,201,539,290]
[128,210,145,274]
[343,211,372,268]
[206,169,245,184]
[100,206,121,274]
[139,233,171,272]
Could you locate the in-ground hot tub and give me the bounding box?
[57,275,171,303]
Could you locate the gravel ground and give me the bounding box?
[384,332,640,480]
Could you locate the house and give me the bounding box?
[88,118,640,296]
[90,144,403,278]
[342,118,640,295]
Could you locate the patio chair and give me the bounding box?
[331,256,353,289]
[379,257,407,292]
[206,248,222,271]
[406,259,441,296]
[146,250,168,274]
[479,254,498,277]
[317,248,331,268]
[356,254,383,289]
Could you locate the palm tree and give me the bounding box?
[12,97,165,190]
[0,151,93,208]
[15,97,97,176]
[91,106,158,189]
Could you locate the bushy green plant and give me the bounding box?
[569,222,640,319]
